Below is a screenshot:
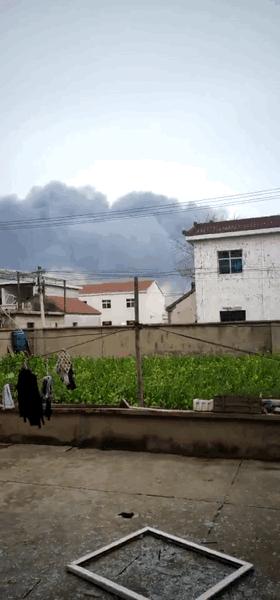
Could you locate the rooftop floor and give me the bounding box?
[0,444,279,599]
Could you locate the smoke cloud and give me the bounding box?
[0,182,224,295]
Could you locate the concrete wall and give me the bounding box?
[0,320,275,358]
[193,231,280,322]
[168,292,196,324]
[44,284,82,298]
[11,313,64,330]
[63,314,101,328]
[79,282,167,326]
[0,407,279,460]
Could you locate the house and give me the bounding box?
[183,214,280,323]
[0,276,82,310]
[79,279,167,326]
[166,284,196,324]
[1,310,65,330]
[0,274,100,329]
[46,296,101,327]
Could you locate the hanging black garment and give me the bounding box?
[16,368,44,428]
[41,375,53,420]
[67,367,76,390]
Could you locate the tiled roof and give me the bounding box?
[184,214,280,237]
[81,280,154,294]
[46,296,101,315]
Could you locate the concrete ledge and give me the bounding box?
[0,407,279,460]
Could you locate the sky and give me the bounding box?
[0,0,280,217]
[0,0,280,288]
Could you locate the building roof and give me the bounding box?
[166,287,195,312]
[183,214,280,237]
[46,296,101,315]
[81,280,154,294]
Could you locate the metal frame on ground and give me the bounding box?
[66,526,254,600]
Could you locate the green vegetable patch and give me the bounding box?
[0,353,279,409]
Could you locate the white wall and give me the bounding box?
[63,314,101,327]
[136,281,167,324]
[79,282,167,325]
[45,285,81,299]
[14,313,65,329]
[192,231,280,322]
[9,312,100,329]
[168,292,196,324]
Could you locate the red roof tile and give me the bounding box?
[46,296,100,315]
[184,214,280,237]
[81,280,154,294]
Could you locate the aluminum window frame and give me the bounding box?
[218,249,243,275]
[67,526,253,600]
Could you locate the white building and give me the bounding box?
[79,279,167,326]
[166,284,196,324]
[184,214,280,323]
[0,277,82,309]
[0,275,100,329]
[46,296,101,327]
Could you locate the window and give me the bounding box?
[55,322,58,328]
[126,320,135,326]
[220,310,246,322]
[72,322,78,327]
[83,301,87,304]
[218,250,243,274]
[126,298,135,308]
[102,299,111,309]
[27,322,35,329]
[102,320,112,326]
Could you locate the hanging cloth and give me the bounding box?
[56,350,76,390]
[41,375,53,420]
[16,367,44,428]
[1,384,15,409]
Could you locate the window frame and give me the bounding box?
[102,320,112,326]
[220,310,246,322]
[102,299,111,309]
[126,298,135,308]
[218,249,243,275]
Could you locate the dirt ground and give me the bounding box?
[0,443,279,599]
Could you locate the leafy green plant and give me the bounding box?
[0,353,279,409]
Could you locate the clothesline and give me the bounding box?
[39,327,128,358]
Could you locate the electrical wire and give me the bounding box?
[0,186,279,230]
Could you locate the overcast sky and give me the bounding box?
[1,0,280,217]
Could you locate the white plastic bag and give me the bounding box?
[2,384,15,409]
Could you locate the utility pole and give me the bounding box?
[63,280,67,314]
[134,276,144,407]
[37,266,46,329]
[16,271,21,310]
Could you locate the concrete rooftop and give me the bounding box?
[0,444,279,599]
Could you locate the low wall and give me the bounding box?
[1,407,279,460]
[0,320,278,358]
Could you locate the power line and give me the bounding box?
[3,266,280,284]
[0,186,279,231]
